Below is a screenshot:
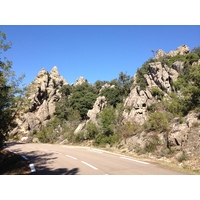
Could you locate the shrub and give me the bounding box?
[99,107,115,136]
[150,87,164,101]
[144,112,168,132]
[117,121,140,142]
[94,133,120,147]
[85,122,99,139]
[74,132,85,143]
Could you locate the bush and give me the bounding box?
[94,133,120,147]
[74,132,85,143]
[144,112,168,132]
[117,121,140,142]
[85,122,99,139]
[100,87,121,107]
[151,87,164,101]
[99,107,115,136]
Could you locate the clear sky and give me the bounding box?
[0,25,200,86]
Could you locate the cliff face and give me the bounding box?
[121,45,200,170]
[11,66,67,140]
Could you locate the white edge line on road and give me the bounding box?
[22,155,28,160]
[88,149,103,154]
[120,157,149,165]
[66,155,77,160]
[29,163,36,172]
[81,161,98,170]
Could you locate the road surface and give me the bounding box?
[5,142,186,175]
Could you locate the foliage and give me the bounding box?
[0,31,24,149]
[99,107,116,136]
[117,71,133,97]
[55,82,98,120]
[85,121,99,139]
[135,60,151,90]
[144,112,169,133]
[94,132,120,147]
[99,72,133,107]
[100,87,121,107]
[192,46,200,55]
[116,121,141,142]
[69,82,98,119]
[150,87,164,101]
[94,80,107,91]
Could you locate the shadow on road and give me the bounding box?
[5,142,79,175]
[32,167,79,175]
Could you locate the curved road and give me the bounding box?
[5,142,186,175]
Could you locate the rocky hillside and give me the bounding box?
[10,66,67,141]
[10,45,200,173]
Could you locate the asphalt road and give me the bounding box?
[5,142,186,175]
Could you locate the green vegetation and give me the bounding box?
[144,112,169,133]
[0,32,24,149]
[135,60,151,90]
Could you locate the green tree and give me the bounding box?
[0,31,24,149]
[100,87,121,107]
[69,82,98,119]
[117,71,133,97]
[55,84,74,121]
[192,46,200,55]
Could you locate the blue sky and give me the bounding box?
[1,25,200,86]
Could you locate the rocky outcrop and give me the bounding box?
[87,96,107,124]
[154,49,166,59]
[100,83,115,93]
[192,59,200,66]
[75,76,86,86]
[10,66,67,141]
[74,96,107,134]
[123,86,154,125]
[168,44,190,57]
[155,45,190,59]
[148,62,179,93]
[123,60,180,125]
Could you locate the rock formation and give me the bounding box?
[75,76,86,86]
[87,96,107,124]
[10,66,67,141]
[155,44,190,59]
[123,61,179,125]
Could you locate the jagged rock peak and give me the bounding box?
[49,66,68,86]
[155,44,190,59]
[50,66,59,75]
[75,76,86,86]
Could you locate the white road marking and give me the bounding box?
[22,155,28,160]
[88,149,103,154]
[51,151,61,154]
[120,157,149,165]
[66,155,77,160]
[29,163,36,172]
[81,161,98,170]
